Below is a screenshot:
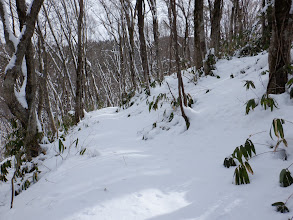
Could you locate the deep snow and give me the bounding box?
[1,52,293,219]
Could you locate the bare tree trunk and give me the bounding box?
[121,0,136,90]
[229,5,235,44]
[75,0,85,123]
[267,0,293,94]
[137,0,150,89]
[0,0,44,158]
[210,0,222,56]
[178,0,192,67]
[194,0,206,69]
[148,0,161,81]
[261,0,273,49]
[16,0,40,157]
[37,25,57,136]
[170,0,189,129]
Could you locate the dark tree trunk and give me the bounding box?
[210,0,222,56]
[0,0,44,158]
[229,6,235,44]
[261,0,273,49]
[267,0,293,94]
[75,0,85,124]
[137,0,150,89]
[194,0,206,69]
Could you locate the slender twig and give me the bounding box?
[166,81,176,101]
[284,119,293,125]
[249,150,284,160]
[285,192,293,205]
[248,130,266,138]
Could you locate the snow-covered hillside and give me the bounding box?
[1,52,293,220]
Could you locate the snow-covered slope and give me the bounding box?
[1,52,293,220]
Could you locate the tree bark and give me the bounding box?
[121,0,136,90]
[210,0,222,56]
[267,0,293,94]
[75,0,85,124]
[148,0,161,81]
[0,0,44,158]
[137,0,150,89]
[194,0,206,69]
[170,0,189,129]
[37,25,57,136]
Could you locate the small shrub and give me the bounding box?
[270,118,287,150]
[0,160,12,182]
[279,169,293,187]
[80,148,87,155]
[169,112,174,122]
[245,99,257,114]
[150,81,156,88]
[59,139,65,154]
[187,94,194,107]
[224,139,256,185]
[243,80,255,90]
[260,94,278,111]
[272,202,289,213]
[223,156,236,168]
[121,91,135,106]
[148,93,167,112]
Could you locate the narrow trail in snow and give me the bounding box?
[1,53,293,220]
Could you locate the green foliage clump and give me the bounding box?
[239,41,263,57]
[272,202,289,213]
[224,139,256,185]
[204,50,216,76]
[243,80,255,90]
[187,94,194,107]
[169,112,174,122]
[0,160,11,182]
[223,156,236,168]
[59,139,65,154]
[1,119,41,201]
[150,81,156,88]
[286,75,293,99]
[148,93,167,112]
[260,94,278,111]
[245,99,257,114]
[80,148,86,155]
[270,118,287,151]
[121,91,135,107]
[279,169,293,187]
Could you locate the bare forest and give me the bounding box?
[0,0,293,214]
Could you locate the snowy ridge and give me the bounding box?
[1,52,293,219]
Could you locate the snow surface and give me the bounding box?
[1,52,293,219]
